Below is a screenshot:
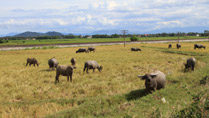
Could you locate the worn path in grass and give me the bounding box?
[0,38,208,51]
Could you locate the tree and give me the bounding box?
[130,35,138,41]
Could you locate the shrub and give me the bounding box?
[130,35,138,41]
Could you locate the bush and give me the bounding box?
[130,35,138,41]
[172,91,209,118]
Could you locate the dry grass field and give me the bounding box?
[0,42,208,118]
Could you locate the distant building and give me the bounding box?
[144,34,149,37]
[87,36,92,39]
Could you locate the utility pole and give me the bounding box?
[121,30,128,47]
[178,32,180,43]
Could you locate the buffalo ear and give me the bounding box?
[138,75,145,80]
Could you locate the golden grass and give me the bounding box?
[0,42,208,117]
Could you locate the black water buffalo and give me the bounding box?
[48,57,58,70]
[26,58,39,66]
[76,48,89,53]
[55,65,74,83]
[131,48,141,51]
[194,44,206,49]
[168,44,172,48]
[83,60,102,74]
[138,71,166,93]
[176,43,181,49]
[184,57,196,72]
[88,47,96,52]
[71,58,76,67]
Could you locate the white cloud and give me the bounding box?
[0,0,209,34]
[71,16,86,25]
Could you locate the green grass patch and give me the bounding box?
[0,36,208,46]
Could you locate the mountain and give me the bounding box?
[15,31,44,37]
[14,31,64,37]
[45,31,64,36]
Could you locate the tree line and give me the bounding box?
[0,31,209,41]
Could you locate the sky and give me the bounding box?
[0,0,209,35]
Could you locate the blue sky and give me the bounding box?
[0,0,209,35]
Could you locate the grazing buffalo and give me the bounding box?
[26,58,39,66]
[71,58,76,67]
[176,43,181,49]
[131,48,141,51]
[88,47,96,52]
[76,48,89,53]
[138,71,166,93]
[184,57,196,72]
[83,60,102,74]
[168,44,172,48]
[55,65,74,83]
[194,44,206,49]
[48,57,58,70]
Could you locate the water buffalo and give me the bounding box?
[168,44,172,48]
[83,60,102,74]
[131,48,141,51]
[48,57,58,70]
[88,47,96,52]
[26,58,39,66]
[71,58,76,67]
[184,57,196,72]
[55,65,74,83]
[194,44,206,49]
[176,43,181,49]
[138,71,166,93]
[76,48,89,53]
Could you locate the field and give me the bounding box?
[0,42,208,118]
[0,36,208,46]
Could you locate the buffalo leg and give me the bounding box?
[55,75,59,84]
[67,76,69,81]
[83,67,86,73]
[192,65,195,71]
[70,74,72,82]
[86,67,89,74]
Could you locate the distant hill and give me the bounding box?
[14,31,64,37]
[45,31,64,36]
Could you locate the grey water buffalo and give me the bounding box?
[48,57,58,70]
[138,71,166,93]
[176,43,181,49]
[26,58,39,66]
[71,58,76,66]
[88,47,96,52]
[76,48,89,53]
[131,48,141,51]
[168,44,172,48]
[194,44,206,49]
[184,57,196,72]
[83,60,103,74]
[55,65,74,83]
